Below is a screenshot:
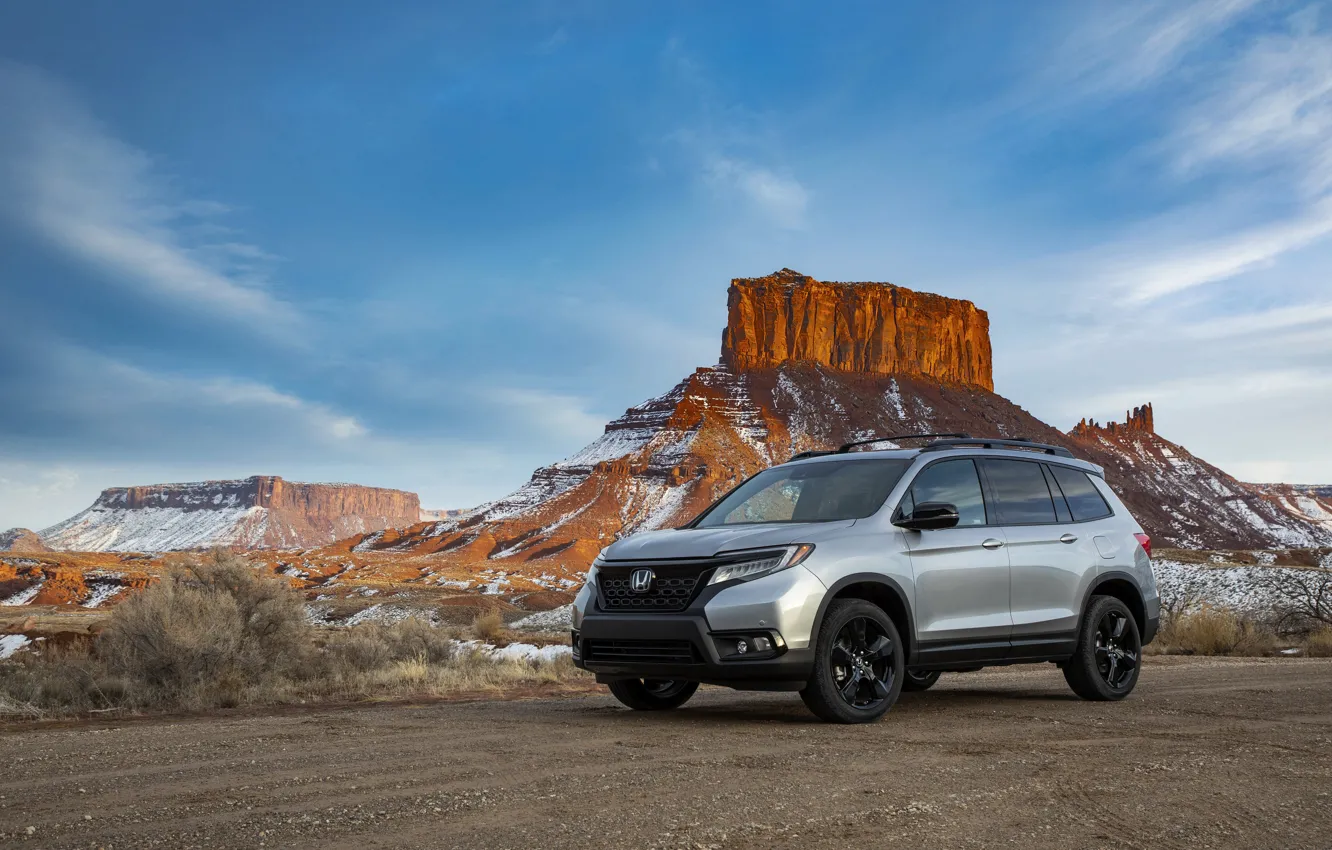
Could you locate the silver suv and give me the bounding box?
[571,435,1159,723]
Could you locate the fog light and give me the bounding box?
[735,639,749,655]
[752,636,772,653]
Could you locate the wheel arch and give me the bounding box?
[1083,572,1146,636]
[811,574,917,664]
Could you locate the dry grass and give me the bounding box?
[0,551,588,720]
[471,609,505,641]
[1304,629,1332,658]
[1148,606,1279,657]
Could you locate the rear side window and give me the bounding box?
[980,459,1056,524]
[1048,465,1113,521]
[905,459,987,526]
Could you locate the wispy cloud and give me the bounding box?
[485,387,607,443]
[704,155,808,228]
[1182,300,1332,338]
[1044,0,1263,99]
[1168,15,1332,194]
[0,63,300,332]
[660,40,809,229]
[1112,200,1332,302]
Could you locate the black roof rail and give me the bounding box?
[836,433,970,454]
[787,449,837,462]
[919,437,1076,459]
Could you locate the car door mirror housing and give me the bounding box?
[894,501,961,530]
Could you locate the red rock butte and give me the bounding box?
[720,269,994,391]
[1072,403,1155,437]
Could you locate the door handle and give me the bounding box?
[981,538,1005,550]
[1060,533,1078,544]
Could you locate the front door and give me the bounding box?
[899,458,1011,649]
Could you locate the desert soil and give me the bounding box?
[2,656,1330,849]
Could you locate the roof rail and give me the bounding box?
[787,449,837,462]
[837,433,970,454]
[919,437,1076,458]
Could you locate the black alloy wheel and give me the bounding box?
[1094,610,1139,690]
[831,616,897,709]
[1063,594,1143,701]
[801,599,905,723]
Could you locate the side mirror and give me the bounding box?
[894,501,960,531]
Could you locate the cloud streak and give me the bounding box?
[0,63,301,333]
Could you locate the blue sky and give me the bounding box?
[2,1,1330,529]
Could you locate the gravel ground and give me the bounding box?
[2,656,1330,849]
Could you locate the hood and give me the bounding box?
[603,520,857,561]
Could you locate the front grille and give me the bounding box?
[600,573,700,611]
[583,639,698,664]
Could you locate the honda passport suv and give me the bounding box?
[571,435,1159,723]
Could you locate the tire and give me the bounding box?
[1063,595,1142,701]
[902,669,941,692]
[605,678,698,711]
[800,599,905,723]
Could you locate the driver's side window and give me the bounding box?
[903,459,988,527]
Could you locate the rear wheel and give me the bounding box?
[1063,595,1142,701]
[800,599,904,723]
[606,678,698,710]
[902,669,941,692]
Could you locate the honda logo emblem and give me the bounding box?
[629,568,655,593]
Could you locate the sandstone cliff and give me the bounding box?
[1073,403,1154,437]
[720,269,993,390]
[40,476,421,552]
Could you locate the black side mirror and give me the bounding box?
[894,501,960,531]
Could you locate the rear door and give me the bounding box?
[978,458,1096,652]
[900,457,1011,647]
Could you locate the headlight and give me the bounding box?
[707,544,815,586]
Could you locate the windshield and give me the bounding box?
[693,458,911,527]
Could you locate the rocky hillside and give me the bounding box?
[0,528,51,553]
[349,269,1331,572]
[1066,407,1329,549]
[40,476,421,552]
[1249,483,1332,537]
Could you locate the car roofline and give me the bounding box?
[781,446,1105,477]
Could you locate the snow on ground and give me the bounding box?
[81,582,125,609]
[511,604,573,632]
[41,504,264,552]
[0,635,32,659]
[1,583,42,606]
[1153,560,1305,613]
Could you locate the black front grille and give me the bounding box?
[600,573,701,611]
[583,639,698,664]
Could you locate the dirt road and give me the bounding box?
[3,657,1331,849]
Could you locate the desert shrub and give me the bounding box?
[1254,567,1332,631]
[471,609,505,641]
[96,549,311,698]
[1152,606,1277,656]
[1304,628,1332,658]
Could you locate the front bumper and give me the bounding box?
[572,567,822,691]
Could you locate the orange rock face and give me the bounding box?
[720,269,994,390]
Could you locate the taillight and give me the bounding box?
[1133,533,1151,558]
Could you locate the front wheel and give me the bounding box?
[606,678,698,710]
[800,599,905,723]
[1063,595,1142,701]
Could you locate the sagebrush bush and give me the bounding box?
[97,549,310,695]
